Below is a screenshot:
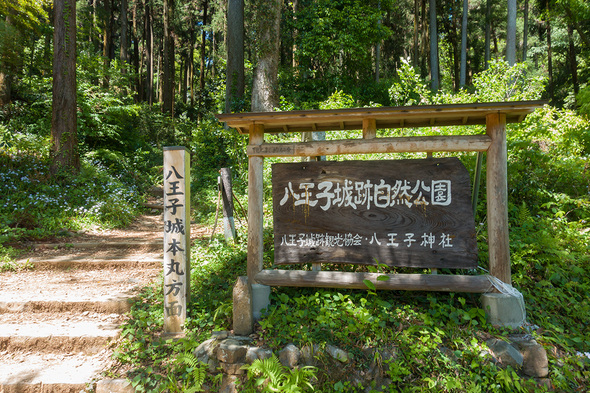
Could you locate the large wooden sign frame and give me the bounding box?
[217,101,545,293]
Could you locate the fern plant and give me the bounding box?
[166,352,207,393]
[243,354,316,392]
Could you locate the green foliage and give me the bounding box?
[242,355,316,393]
[165,352,207,393]
[0,149,141,243]
[388,58,431,106]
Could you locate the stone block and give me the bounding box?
[233,276,253,335]
[96,378,133,393]
[521,342,549,378]
[481,293,526,329]
[246,346,273,363]
[486,338,523,368]
[194,338,219,364]
[219,375,240,393]
[279,344,300,368]
[221,362,247,375]
[327,344,350,363]
[217,338,248,363]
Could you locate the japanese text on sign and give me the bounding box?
[279,179,452,210]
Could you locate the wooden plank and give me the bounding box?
[248,124,265,282]
[486,113,511,284]
[272,158,478,269]
[363,118,377,139]
[254,270,494,293]
[217,101,546,134]
[247,135,491,157]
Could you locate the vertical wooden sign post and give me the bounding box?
[163,147,191,334]
[220,167,237,242]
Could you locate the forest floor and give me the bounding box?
[0,207,209,392]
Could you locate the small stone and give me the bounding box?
[96,378,133,393]
[217,339,248,363]
[521,342,549,378]
[300,344,321,367]
[212,331,230,340]
[486,338,523,368]
[246,346,273,363]
[219,375,240,393]
[327,344,349,363]
[279,344,300,368]
[221,362,247,375]
[194,338,219,363]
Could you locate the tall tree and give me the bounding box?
[523,0,529,61]
[198,0,208,116]
[145,0,154,105]
[429,0,439,91]
[251,0,280,112]
[484,0,491,68]
[506,0,516,65]
[162,0,175,114]
[459,0,468,87]
[225,0,244,113]
[120,0,128,68]
[567,25,579,98]
[51,0,79,174]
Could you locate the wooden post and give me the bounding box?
[220,167,237,242]
[248,124,264,282]
[363,118,377,139]
[486,113,511,284]
[163,147,191,334]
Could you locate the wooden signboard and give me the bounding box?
[273,158,478,269]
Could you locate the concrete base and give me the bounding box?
[252,284,271,321]
[481,293,526,329]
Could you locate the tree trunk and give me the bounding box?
[198,0,208,117]
[0,16,12,106]
[145,0,154,105]
[413,0,419,69]
[568,24,579,98]
[459,0,468,88]
[429,0,439,92]
[225,0,244,113]
[102,0,113,87]
[485,0,490,68]
[420,0,428,76]
[506,0,516,65]
[51,0,79,175]
[251,0,280,112]
[546,12,553,103]
[132,0,141,100]
[120,0,128,68]
[162,0,175,114]
[522,0,528,61]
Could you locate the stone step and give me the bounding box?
[16,255,162,270]
[31,240,164,251]
[0,269,161,307]
[0,299,132,314]
[0,313,121,354]
[0,351,111,393]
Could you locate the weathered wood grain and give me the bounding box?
[247,135,491,157]
[272,158,478,269]
[254,270,493,293]
[486,113,511,284]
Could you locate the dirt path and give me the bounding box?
[0,211,209,393]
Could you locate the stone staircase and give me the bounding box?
[0,215,164,393]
